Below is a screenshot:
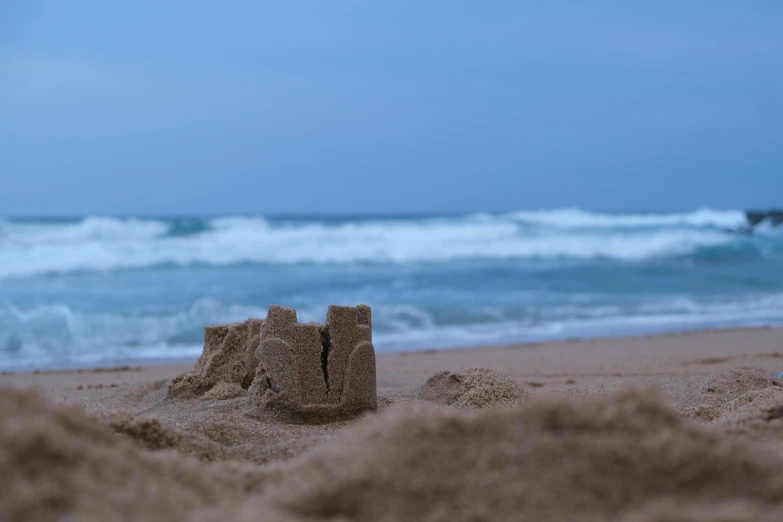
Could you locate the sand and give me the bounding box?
[3,326,783,521]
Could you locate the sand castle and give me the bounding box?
[249,304,377,422]
[169,304,377,423]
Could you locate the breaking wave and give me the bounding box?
[0,209,780,278]
[3,293,783,369]
[503,208,750,229]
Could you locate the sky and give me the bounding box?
[1,1,782,216]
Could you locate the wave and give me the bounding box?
[503,208,750,229]
[0,216,169,244]
[3,294,783,368]
[0,210,780,278]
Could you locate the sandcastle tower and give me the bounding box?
[250,304,377,422]
[168,318,263,398]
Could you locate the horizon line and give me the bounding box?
[3,207,780,221]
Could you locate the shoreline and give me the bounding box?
[3,325,782,402]
[1,322,780,376]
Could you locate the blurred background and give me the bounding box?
[1,2,782,368]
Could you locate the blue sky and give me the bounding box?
[1,1,782,216]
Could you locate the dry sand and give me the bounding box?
[3,326,783,521]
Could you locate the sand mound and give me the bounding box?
[100,411,231,461]
[104,412,182,450]
[720,386,783,426]
[714,386,783,457]
[168,319,263,398]
[255,389,783,522]
[681,368,782,421]
[0,386,265,521]
[8,372,783,522]
[615,500,781,522]
[682,404,723,422]
[416,368,529,409]
[203,381,247,400]
[702,368,781,398]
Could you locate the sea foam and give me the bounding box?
[0,209,773,278]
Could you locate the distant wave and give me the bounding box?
[503,208,750,229]
[0,216,169,244]
[0,210,781,278]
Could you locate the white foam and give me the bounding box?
[373,293,783,350]
[4,294,783,369]
[0,213,757,278]
[504,208,749,229]
[1,216,169,245]
[0,298,268,368]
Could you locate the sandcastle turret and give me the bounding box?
[249,304,377,422]
[168,318,263,398]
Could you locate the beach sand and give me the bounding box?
[3,326,783,521]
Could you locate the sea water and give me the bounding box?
[1,209,782,369]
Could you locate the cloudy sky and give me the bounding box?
[1,1,782,215]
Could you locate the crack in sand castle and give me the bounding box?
[319,326,331,393]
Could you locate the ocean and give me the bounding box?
[1,208,782,370]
